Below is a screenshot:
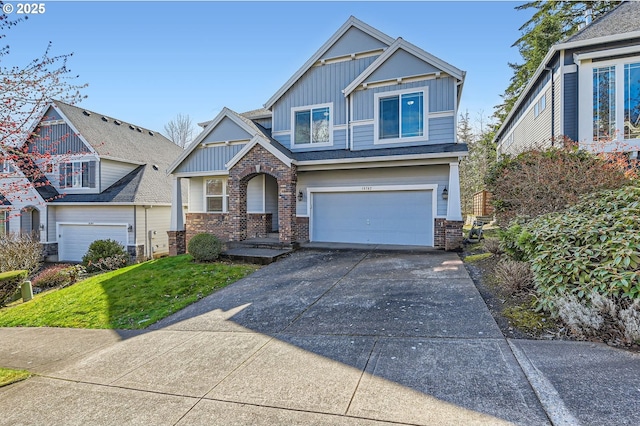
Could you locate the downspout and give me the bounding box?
[545,66,556,145]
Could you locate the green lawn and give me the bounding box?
[0,368,30,387]
[0,255,258,329]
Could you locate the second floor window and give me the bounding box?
[60,161,96,189]
[293,105,330,145]
[378,90,424,141]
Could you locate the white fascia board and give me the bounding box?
[264,16,395,109]
[50,202,172,207]
[296,151,467,167]
[98,155,145,166]
[494,30,640,143]
[225,135,293,170]
[574,45,640,62]
[168,107,258,175]
[343,38,465,96]
[173,170,229,178]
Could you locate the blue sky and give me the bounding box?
[4,1,531,134]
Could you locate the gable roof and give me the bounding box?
[0,192,11,206]
[168,107,271,174]
[494,1,640,143]
[564,1,640,43]
[343,38,465,97]
[19,101,184,205]
[52,101,181,166]
[264,16,395,109]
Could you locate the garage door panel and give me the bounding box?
[58,224,128,262]
[311,190,433,246]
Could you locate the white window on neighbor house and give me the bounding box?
[0,210,8,236]
[624,62,640,140]
[292,104,332,146]
[59,161,96,189]
[534,93,546,119]
[375,88,426,143]
[205,178,228,213]
[593,65,616,141]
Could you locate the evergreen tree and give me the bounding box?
[495,1,620,123]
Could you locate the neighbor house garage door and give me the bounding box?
[57,223,128,262]
[311,189,433,246]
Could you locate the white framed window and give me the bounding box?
[534,93,546,119]
[624,62,640,140]
[593,65,616,141]
[0,209,8,236]
[374,88,428,144]
[204,178,228,213]
[292,103,332,146]
[59,161,96,189]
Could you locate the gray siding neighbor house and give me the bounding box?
[0,101,185,262]
[167,16,467,251]
[494,1,640,159]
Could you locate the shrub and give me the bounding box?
[486,146,633,225]
[508,186,640,312]
[482,237,502,255]
[555,292,640,345]
[32,265,71,289]
[188,233,223,262]
[31,264,85,289]
[0,270,28,307]
[494,259,534,295]
[82,239,128,272]
[0,233,41,274]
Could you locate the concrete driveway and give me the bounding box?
[1,249,639,425]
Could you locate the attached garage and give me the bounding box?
[57,223,128,262]
[310,186,435,246]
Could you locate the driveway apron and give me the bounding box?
[1,249,627,425]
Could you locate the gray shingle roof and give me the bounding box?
[0,192,10,206]
[565,1,640,43]
[49,101,184,204]
[240,108,272,120]
[290,143,468,162]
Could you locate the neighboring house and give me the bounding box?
[494,1,640,159]
[167,16,467,252]
[0,101,185,262]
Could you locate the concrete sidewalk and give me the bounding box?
[0,249,639,425]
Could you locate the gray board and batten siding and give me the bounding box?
[322,26,389,59]
[173,144,245,174]
[272,56,379,133]
[563,72,578,142]
[30,107,90,155]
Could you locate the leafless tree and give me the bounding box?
[164,113,196,148]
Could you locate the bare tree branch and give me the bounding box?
[164,113,195,149]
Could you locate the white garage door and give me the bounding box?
[311,190,433,246]
[58,223,128,262]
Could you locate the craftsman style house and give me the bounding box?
[494,1,640,158]
[167,17,468,252]
[0,101,184,262]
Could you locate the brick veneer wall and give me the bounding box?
[247,213,272,238]
[228,144,297,244]
[434,218,464,251]
[294,216,309,242]
[185,213,232,246]
[168,230,186,256]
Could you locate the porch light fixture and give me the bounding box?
[127,224,133,232]
[442,186,448,200]
[298,191,304,201]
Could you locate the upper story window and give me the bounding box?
[292,104,332,146]
[59,161,96,189]
[624,62,640,140]
[593,66,616,141]
[534,94,546,118]
[375,88,427,144]
[205,178,228,213]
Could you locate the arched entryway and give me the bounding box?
[245,173,279,235]
[228,148,297,243]
[20,206,41,239]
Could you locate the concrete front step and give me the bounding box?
[227,238,298,251]
[221,247,293,265]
